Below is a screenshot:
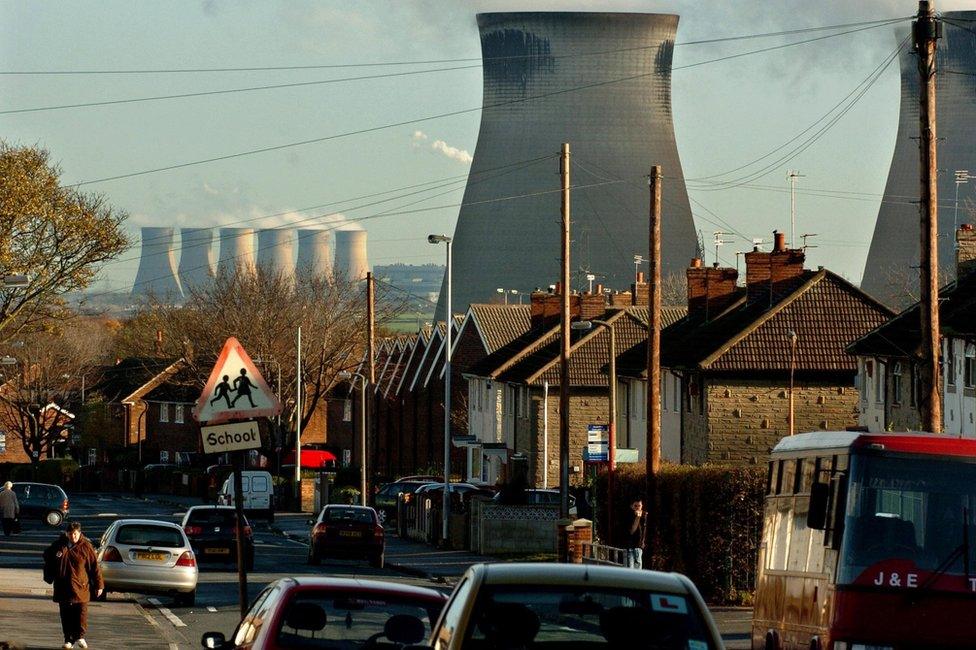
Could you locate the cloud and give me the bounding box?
[411,130,473,164]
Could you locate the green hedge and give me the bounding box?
[0,459,80,486]
[593,463,765,605]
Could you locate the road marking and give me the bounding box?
[148,597,188,628]
[95,513,119,517]
[207,606,218,612]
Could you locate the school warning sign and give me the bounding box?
[193,337,282,424]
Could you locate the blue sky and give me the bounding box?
[3,0,973,293]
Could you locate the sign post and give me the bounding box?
[193,337,282,618]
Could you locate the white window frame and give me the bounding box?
[159,402,169,423]
[174,403,184,424]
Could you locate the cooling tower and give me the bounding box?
[177,227,215,293]
[217,228,256,277]
[861,14,976,308]
[256,228,296,283]
[434,12,697,318]
[296,229,332,278]
[334,230,369,281]
[131,226,183,299]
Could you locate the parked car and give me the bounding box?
[181,505,254,570]
[96,518,198,606]
[418,563,723,649]
[373,480,431,524]
[492,488,578,517]
[395,475,442,483]
[216,470,275,522]
[307,504,384,568]
[200,576,447,649]
[11,482,69,526]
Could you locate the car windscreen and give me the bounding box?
[467,585,717,649]
[115,524,185,548]
[276,591,441,647]
[323,508,374,524]
[187,509,241,526]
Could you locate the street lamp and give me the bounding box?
[338,370,368,505]
[495,287,508,305]
[572,319,617,542]
[428,233,453,544]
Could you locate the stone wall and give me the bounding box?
[469,500,558,555]
[685,376,860,465]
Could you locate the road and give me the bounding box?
[0,493,752,649]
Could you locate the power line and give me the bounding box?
[67,18,909,187]
[0,17,912,76]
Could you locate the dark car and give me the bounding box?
[11,482,69,526]
[181,505,254,570]
[201,576,448,649]
[373,480,430,525]
[307,505,384,568]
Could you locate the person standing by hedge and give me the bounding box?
[43,521,103,649]
[0,482,18,536]
[625,499,647,569]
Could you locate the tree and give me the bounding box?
[0,318,113,463]
[0,142,129,339]
[116,268,406,446]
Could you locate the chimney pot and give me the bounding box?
[690,258,702,268]
[636,271,645,283]
[774,230,786,252]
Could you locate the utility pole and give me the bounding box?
[788,170,805,247]
[366,272,376,494]
[559,142,572,520]
[294,326,302,503]
[646,166,662,508]
[915,0,942,433]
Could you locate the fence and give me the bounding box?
[580,541,626,566]
[468,500,559,555]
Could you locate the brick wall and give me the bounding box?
[684,376,860,465]
[145,402,201,459]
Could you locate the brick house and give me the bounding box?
[848,225,976,434]
[618,231,893,465]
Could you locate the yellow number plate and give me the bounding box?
[205,547,231,555]
[135,552,167,561]
[339,530,361,538]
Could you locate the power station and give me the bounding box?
[131,227,367,298]
[861,12,976,308]
[435,11,697,318]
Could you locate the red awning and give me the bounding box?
[281,449,338,469]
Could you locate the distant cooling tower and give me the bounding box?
[435,12,697,318]
[334,230,369,281]
[217,228,256,277]
[296,229,332,278]
[861,13,976,308]
[132,226,183,299]
[178,228,215,293]
[256,229,296,283]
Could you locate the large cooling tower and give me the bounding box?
[178,228,215,293]
[132,226,183,299]
[861,13,976,308]
[334,230,369,281]
[296,229,332,278]
[434,12,697,318]
[217,228,256,277]
[256,229,296,283]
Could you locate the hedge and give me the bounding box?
[0,459,80,486]
[593,463,765,605]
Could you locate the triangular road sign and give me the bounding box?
[193,337,282,424]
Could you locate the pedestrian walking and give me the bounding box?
[624,499,647,569]
[0,481,18,536]
[43,521,103,649]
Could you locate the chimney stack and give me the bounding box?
[686,258,739,320]
[957,224,976,278]
[531,283,584,328]
[744,230,806,305]
[631,270,648,306]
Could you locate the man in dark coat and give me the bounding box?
[43,521,103,649]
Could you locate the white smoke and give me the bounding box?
[411,130,473,165]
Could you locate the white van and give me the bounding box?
[217,471,275,522]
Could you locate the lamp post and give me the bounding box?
[788,330,798,436]
[571,318,616,542]
[428,233,453,544]
[338,370,368,505]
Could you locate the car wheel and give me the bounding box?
[307,548,320,566]
[174,590,195,607]
[369,552,384,569]
[45,511,63,527]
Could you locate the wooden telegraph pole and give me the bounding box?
[366,272,376,496]
[559,142,572,520]
[646,166,662,525]
[916,0,942,433]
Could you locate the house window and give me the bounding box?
[892,363,902,405]
[911,364,919,406]
[673,375,680,411]
[948,345,957,387]
[661,376,668,412]
[159,403,169,423]
[965,344,975,389]
[874,360,884,404]
[174,404,184,424]
[0,431,5,453]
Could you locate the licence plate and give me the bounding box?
[135,552,167,561]
[205,547,231,555]
[339,530,361,538]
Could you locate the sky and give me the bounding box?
[3,0,975,294]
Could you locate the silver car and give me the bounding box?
[96,518,198,606]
